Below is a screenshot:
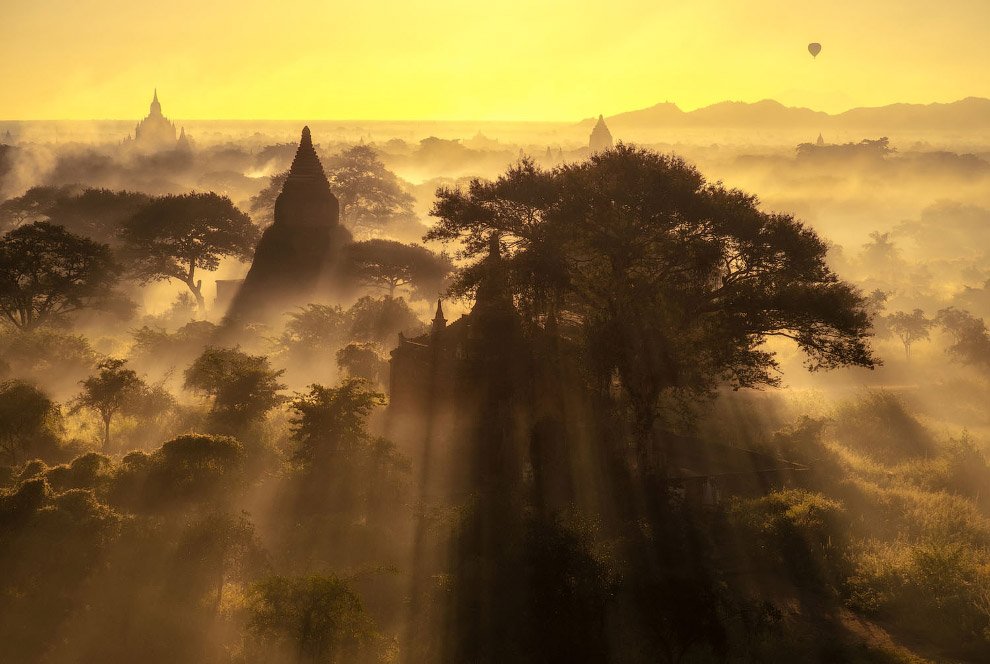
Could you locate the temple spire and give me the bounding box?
[432,298,447,333]
[286,126,327,182]
[471,234,514,321]
[150,89,162,116]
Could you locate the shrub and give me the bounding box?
[728,489,847,584]
[832,391,935,464]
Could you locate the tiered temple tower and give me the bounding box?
[224,126,352,325]
[589,114,614,152]
[131,90,185,152]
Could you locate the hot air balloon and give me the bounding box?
[808,43,822,58]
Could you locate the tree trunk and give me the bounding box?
[102,415,112,453]
[632,401,660,476]
[186,263,206,313]
[297,613,312,664]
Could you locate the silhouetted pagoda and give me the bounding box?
[388,236,540,497]
[225,126,352,324]
[589,114,613,152]
[127,90,187,152]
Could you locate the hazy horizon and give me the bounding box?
[4,93,990,124]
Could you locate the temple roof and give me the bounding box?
[286,126,328,183]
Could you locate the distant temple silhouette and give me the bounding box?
[224,126,352,324]
[589,114,613,152]
[389,238,520,415]
[125,90,190,152]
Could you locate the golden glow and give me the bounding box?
[3,0,989,120]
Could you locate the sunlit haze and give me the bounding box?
[6,2,990,663]
[4,0,990,120]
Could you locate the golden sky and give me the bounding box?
[3,0,988,120]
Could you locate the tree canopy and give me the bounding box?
[344,239,453,299]
[0,186,152,247]
[72,358,147,452]
[887,309,933,361]
[184,347,286,432]
[936,307,990,368]
[288,380,407,520]
[335,343,388,387]
[177,512,268,613]
[0,380,62,465]
[248,171,289,225]
[324,145,416,237]
[348,295,425,348]
[246,573,381,664]
[48,188,152,246]
[428,145,877,468]
[120,192,259,312]
[0,185,79,231]
[0,221,127,330]
[290,379,385,467]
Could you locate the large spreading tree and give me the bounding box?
[344,238,453,299]
[0,221,126,330]
[428,145,877,470]
[0,186,151,244]
[120,192,259,312]
[324,145,416,235]
[46,188,152,245]
[0,185,78,231]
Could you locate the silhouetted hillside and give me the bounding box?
[836,97,990,130]
[584,97,990,132]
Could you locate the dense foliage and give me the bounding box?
[429,145,877,467]
[3,142,990,664]
[0,222,127,329]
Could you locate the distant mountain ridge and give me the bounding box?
[584,97,990,131]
